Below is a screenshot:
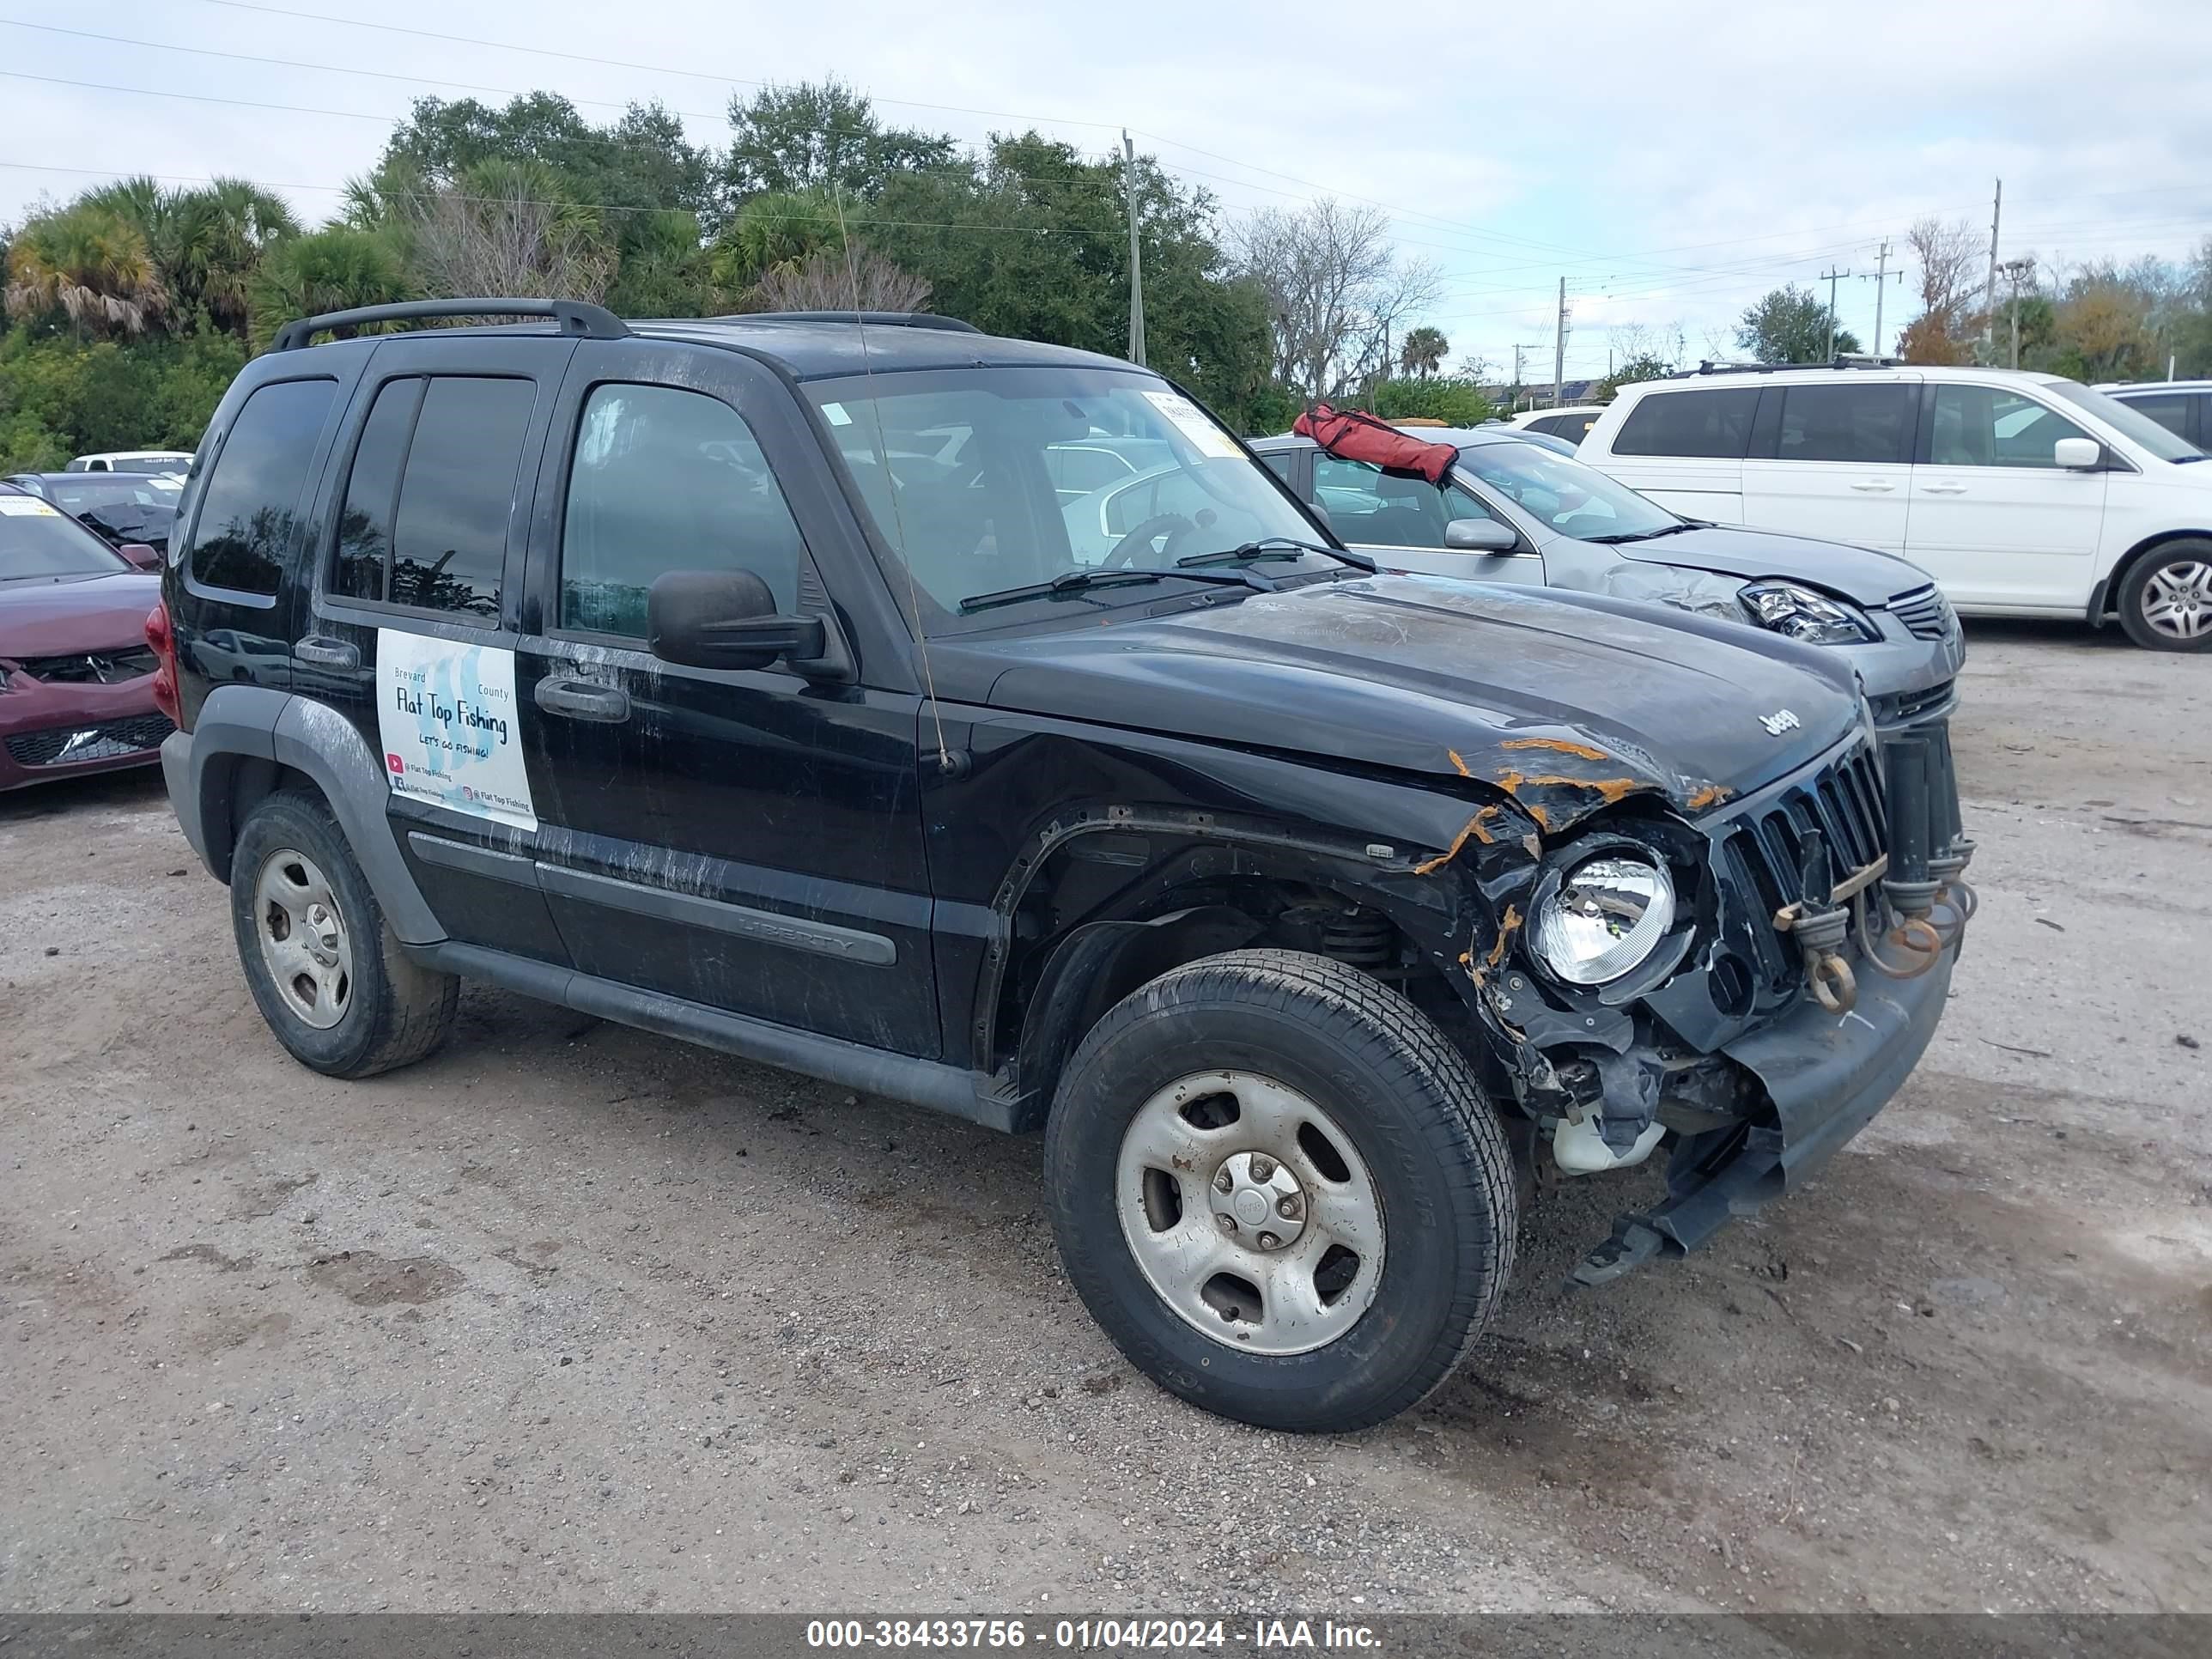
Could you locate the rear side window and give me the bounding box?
[1611,388,1758,459]
[559,384,804,638]
[331,378,423,603]
[384,378,534,619]
[188,378,337,595]
[1776,384,1913,464]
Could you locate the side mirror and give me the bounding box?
[2053,436,2103,470]
[118,543,162,570]
[1445,519,1519,553]
[647,569,825,672]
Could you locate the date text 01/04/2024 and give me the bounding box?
[804,1620,1382,1650]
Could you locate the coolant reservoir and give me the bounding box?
[1553,1110,1664,1176]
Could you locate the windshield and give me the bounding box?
[1456,440,1682,538]
[2045,381,2203,463]
[807,367,1332,630]
[0,495,130,579]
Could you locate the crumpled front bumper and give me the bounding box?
[1570,935,1955,1285]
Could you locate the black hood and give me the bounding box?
[951,574,1863,828]
[1614,525,1934,605]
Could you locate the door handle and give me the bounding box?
[295,635,358,669]
[1848,480,1895,492]
[1921,483,1969,495]
[534,678,631,722]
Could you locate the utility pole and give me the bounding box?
[1121,131,1146,368]
[1871,240,1892,358]
[1981,178,2002,352]
[1820,265,1850,362]
[1512,343,1523,394]
[1552,277,1567,410]
[1855,241,1900,358]
[1998,257,2035,369]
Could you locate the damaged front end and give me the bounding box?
[1437,721,1977,1286]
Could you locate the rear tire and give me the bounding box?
[229,790,458,1078]
[2117,540,2212,651]
[1044,948,1516,1432]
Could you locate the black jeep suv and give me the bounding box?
[150,300,1973,1431]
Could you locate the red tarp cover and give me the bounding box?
[1292,404,1458,485]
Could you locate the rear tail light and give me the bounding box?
[145,600,180,725]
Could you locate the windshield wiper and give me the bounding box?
[1583,521,1705,544]
[957,564,1277,615]
[1177,537,1377,572]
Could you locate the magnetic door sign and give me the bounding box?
[375,628,538,831]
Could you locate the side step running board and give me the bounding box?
[406,941,1020,1133]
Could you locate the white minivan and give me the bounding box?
[1579,365,2212,650]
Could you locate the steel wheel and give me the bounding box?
[1115,1068,1386,1356]
[2140,558,2212,642]
[252,847,354,1030]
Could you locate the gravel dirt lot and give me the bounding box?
[3,622,2208,1616]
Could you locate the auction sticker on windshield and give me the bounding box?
[375,628,537,831]
[1143,389,1243,459]
[0,497,61,515]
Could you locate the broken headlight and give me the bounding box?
[1740,581,1880,645]
[1530,853,1677,986]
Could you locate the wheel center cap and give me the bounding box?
[1209,1151,1308,1250]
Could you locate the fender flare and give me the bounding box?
[173,684,444,945]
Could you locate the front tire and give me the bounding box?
[229,790,458,1078]
[1044,948,1516,1432]
[2118,541,2212,651]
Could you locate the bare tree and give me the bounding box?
[753,244,931,313]
[399,162,615,302]
[1899,216,1987,362]
[1231,200,1440,401]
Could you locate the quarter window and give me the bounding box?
[1610,388,1759,459]
[1928,386,2090,469]
[560,384,804,639]
[1775,384,1913,464]
[386,378,534,618]
[187,378,337,596]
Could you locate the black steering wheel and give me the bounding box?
[1103,513,1198,568]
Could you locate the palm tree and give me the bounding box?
[1398,325,1449,380]
[709,189,845,295]
[170,179,301,335]
[3,201,167,336]
[247,227,411,351]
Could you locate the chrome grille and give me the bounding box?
[1887,585,1955,641]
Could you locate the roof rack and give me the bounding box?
[1669,354,1907,379]
[740,310,981,334]
[270,298,629,353]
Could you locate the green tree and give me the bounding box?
[1369,375,1493,426]
[1592,350,1671,403]
[709,189,847,294]
[867,133,1273,429]
[4,200,168,337]
[1735,284,1860,364]
[721,80,957,204]
[247,228,412,350]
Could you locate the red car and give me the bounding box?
[0,482,170,791]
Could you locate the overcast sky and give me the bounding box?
[5,0,2209,378]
